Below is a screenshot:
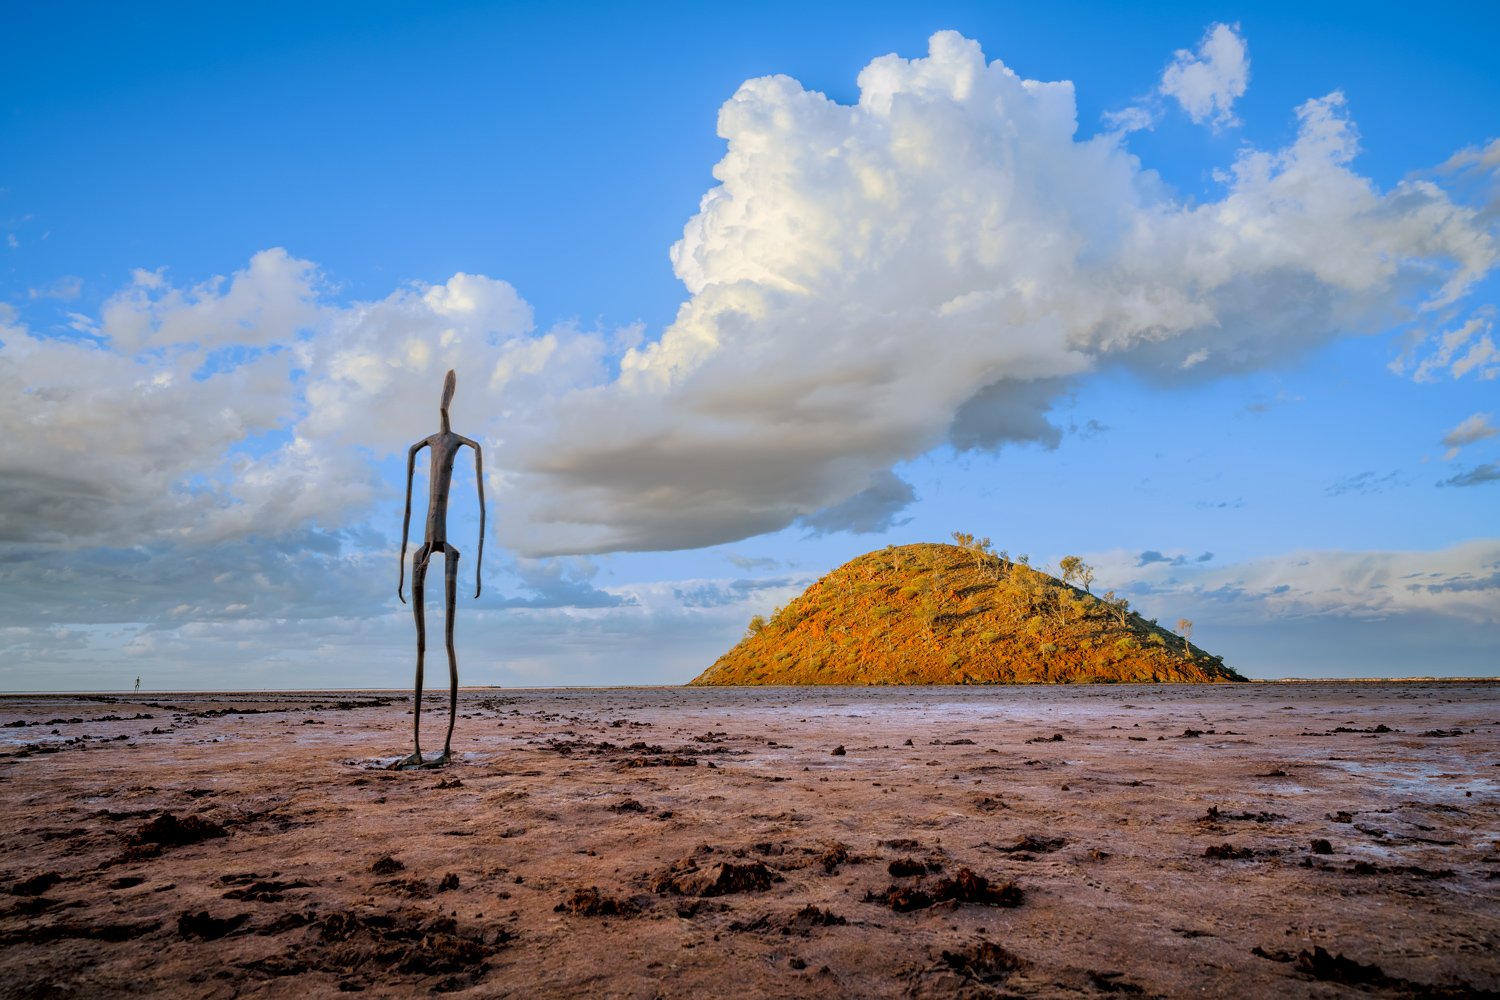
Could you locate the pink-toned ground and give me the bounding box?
[0,683,1496,998]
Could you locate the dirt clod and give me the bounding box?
[555,887,640,916]
[128,812,227,849]
[1203,843,1254,860]
[177,909,249,940]
[991,835,1066,855]
[1294,945,1385,986]
[652,859,779,897]
[814,842,852,874]
[10,872,61,897]
[867,868,1022,911]
[941,940,1026,984]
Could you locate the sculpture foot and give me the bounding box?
[390,752,426,770]
[419,750,451,769]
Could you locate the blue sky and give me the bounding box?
[3,2,1497,689]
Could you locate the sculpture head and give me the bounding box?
[440,369,456,432]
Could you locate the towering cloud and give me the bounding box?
[497,31,1497,555]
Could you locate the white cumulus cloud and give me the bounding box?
[496,31,1498,555]
[0,256,579,550]
[1160,22,1249,127]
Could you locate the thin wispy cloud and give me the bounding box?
[1392,308,1500,382]
[1326,470,1404,497]
[28,275,82,301]
[1441,412,1497,459]
[1097,540,1500,625]
[1439,463,1500,488]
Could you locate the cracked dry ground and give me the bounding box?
[0,683,1497,998]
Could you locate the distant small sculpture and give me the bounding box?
[395,370,485,769]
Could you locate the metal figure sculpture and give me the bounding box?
[395,369,485,769]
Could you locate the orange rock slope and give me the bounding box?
[693,542,1244,685]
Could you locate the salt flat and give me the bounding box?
[1,683,1496,998]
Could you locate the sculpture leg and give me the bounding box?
[424,545,461,768]
[395,543,432,770]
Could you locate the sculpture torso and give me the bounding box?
[422,431,466,545]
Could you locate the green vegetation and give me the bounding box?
[691,541,1244,686]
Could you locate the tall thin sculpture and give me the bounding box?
[395,369,484,769]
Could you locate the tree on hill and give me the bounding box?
[951,531,997,572]
[1101,590,1130,627]
[1177,618,1194,659]
[1058,555,1097,595]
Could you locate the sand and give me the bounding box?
[1,682,1496,998]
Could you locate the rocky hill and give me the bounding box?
[692,542,1244,685]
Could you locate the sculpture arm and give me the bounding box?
[470,439,485,598]
[398,440,425,603]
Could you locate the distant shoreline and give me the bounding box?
[3,676,1499,698]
